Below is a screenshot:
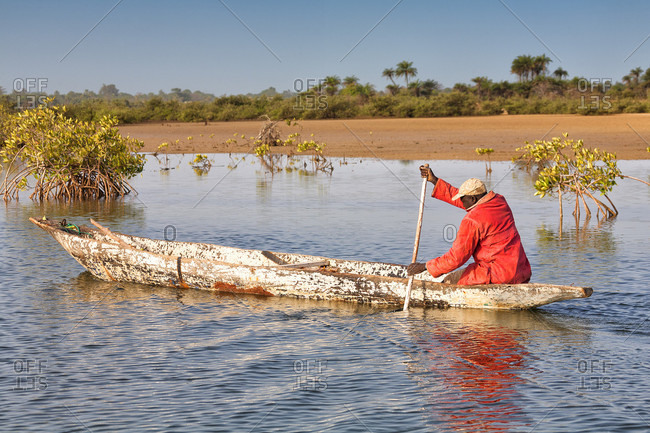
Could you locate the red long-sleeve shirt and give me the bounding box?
[426,179,532,285]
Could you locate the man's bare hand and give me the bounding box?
[407,262,427,276]
[419,165,438,184]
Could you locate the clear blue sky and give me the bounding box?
[2,0,649,95]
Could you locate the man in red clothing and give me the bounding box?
[407,165,531,285]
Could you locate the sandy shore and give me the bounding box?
[119,114,650,160]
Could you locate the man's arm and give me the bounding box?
[431,179,465,210]
[426,217,480,277]
[418,165,464,210]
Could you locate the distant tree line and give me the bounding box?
[2,56,650,123]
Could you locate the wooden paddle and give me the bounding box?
[403,165,429,311]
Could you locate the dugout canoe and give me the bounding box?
[30,217,592,309]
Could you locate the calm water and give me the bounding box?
[1,155,649,432]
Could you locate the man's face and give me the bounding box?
[461,195,478,210]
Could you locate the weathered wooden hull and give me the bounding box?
[30,218,592,309]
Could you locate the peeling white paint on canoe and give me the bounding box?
[30,218,593,309]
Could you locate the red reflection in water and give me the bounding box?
[415,324,530,432]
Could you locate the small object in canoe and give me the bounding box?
[262,250,287,265]
[29,217,593,310]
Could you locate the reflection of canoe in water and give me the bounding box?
[30,218,592,310]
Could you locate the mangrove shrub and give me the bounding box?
[1,101,145,201]
[515,134,621,221]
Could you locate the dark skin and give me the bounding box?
[406,165,486,276]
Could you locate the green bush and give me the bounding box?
[515,133,621,221]
[301,95,359,119]
[1,101,145,201]
[363,95,396,117]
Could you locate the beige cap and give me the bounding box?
[452,178,487,201]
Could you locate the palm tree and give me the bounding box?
[511,57,523,82]
[310,81,324,95]
[382,68,397,86]
[511,55,533,82]
[356,83,375,101]
[642,68,650,87]
[340,82,375,101]
[553,67,568,80]
[420,79,440,97]
[471,76,491,99]
[322,75,341,96]
[343,76,359,88]
[395,61,417,86]
[629,67,643,85]
[532,55,552,78]
[622,75,632,87]
[408,80,423,97]
[385,84,400,96]
[491,81,514,98]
